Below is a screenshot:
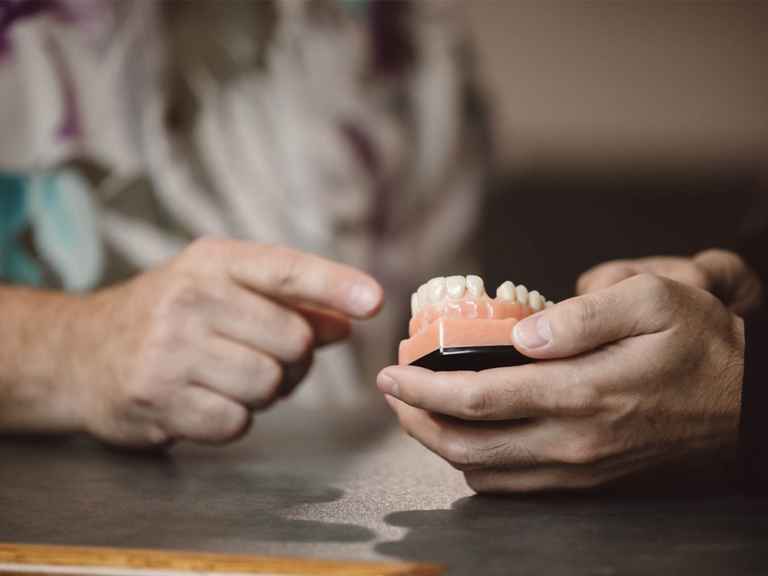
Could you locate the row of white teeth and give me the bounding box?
[411,275,554,317]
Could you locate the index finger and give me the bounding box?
[208,240,385,318]
[576,260,636,295]
[377,364,569,421]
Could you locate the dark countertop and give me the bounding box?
[2,406,768,576]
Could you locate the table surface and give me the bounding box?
[2,406,768,576]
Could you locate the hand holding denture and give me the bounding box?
[379,274,744,493]
[68,238,383,448]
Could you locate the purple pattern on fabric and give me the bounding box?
[0,0,66,59]
[46,33,82,140]
[341,119,400,282]
[339,121,394,241]
[339,119,399,296]
[0,0,85,140]
[368,0,414,76]
[340,121,378,175]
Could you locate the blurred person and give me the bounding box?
[378,185,768,492]
[0,0,489,446]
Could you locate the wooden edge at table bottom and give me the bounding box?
[0,544,444,576]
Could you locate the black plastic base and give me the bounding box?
[409,346,535,372]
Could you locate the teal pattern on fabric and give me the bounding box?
[0,174,44,286]
[28,170,104,292]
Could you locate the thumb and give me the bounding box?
[511,275,674,359]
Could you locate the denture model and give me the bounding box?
[399,275,554,372]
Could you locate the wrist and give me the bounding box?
[48,292,102,434]
[0,287,91,434]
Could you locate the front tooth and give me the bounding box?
[411,293,420,316]
[515,284,529,305]
[496,281,516,301]
[529,290,543,311]
[445,276,466,300]
[427,277,446,303]
[545,300,554,308]
[417,284,428,309]
[466,275,484,298]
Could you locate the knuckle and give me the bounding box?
[126,329,191,408]
[557,436,604,466]
[145,319,188,355]
[257,358,285,397]
[159,272,208,313]
[203,403,251,444]
[632,273,673,303]
[441,436,478,471]
[557,385,600,417]
[268,248,306,292]
[283,316,315,362]
[569,297,604,350]
[124,374,176,409]
[459,384,493,420]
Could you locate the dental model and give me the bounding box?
[399,275,554,371]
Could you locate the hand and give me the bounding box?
[65,238,383,448]
[577,248,763,316]
[377,275,744,493]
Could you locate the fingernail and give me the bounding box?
[377,373,401,399]
[348,281,381,316]
[513,314,552,350]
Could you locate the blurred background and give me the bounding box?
[3,0,768,398]
[463,1,768,302]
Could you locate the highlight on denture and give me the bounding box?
[399,275,554,371]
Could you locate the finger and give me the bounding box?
[386,397,611,493]
[694,249,763,315]
[199,239,384,318]
[191,336,284,409]
[576,260,636,295]
[577,257,710,296]
[463,468,601,494]
[379,364,566,420]
[204,281,316,363]
[386,396,550,472]
[661,262,709,290]
[512,274,678,359]
[295,304,353,346]
[274,353,314,399]
[164,386,251,445]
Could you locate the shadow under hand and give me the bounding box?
[0,437,373,549]
[376,486,768,576]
